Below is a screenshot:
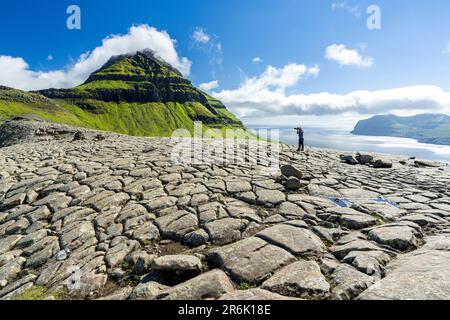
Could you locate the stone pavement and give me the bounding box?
[0,119,449,300]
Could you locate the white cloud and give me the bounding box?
[331,2,346,10]
[331,2,362,18]
[0,24,191,91]
[47,55,53,61]
[193,27,210,44]
[253,57,263,64]
[307,64,320,78]
[212,63,450,119]
[226,63,320,93]
[199,80,219,91]
[191,27,223,66]
[325,44,374,67]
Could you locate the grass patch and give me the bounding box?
[119,260,134,271]
[238,282,255,290]
[14,285,67,300]
[0,101,83,125]
[0,98,246,138]
[337,220,354,230]
[76,80,134,91]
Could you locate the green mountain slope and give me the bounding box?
[351,113,450,146]
[0,50,244,137]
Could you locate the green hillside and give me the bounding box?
[352,113,450,146]
[0,50,245,137]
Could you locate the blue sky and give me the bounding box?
[1,0,450,127]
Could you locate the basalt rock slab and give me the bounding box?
[219,288,300,300]
[261,260,330,299]
[156,269,235,300]
[256,224,326,257]
[208,237,295,285]
[358,235,450,300]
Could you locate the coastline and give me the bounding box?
[248,125,450,164]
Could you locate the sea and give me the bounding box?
[247,125,450,163]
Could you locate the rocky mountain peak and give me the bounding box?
[38,50,227,111]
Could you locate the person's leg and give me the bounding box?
[300,139,304,151]
[297,139,302,151]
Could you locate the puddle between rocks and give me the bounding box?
[331,198,353,208]
[329,196,399,208]
[371,196,400,208]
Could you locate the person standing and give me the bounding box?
[295,127,304,152]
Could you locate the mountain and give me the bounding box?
[351,113,450,145]
[0,50,244,136]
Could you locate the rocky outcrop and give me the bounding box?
[39,80,215,106]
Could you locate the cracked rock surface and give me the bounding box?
[0,119,450,300]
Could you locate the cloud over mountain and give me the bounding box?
[0,24,191,91]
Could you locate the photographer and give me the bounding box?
[295,127,304,152]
